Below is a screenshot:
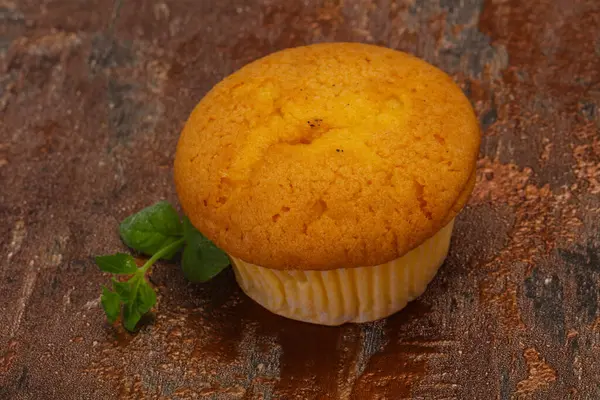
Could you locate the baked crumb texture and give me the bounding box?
[175,42,480,270]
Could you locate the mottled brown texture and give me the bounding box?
[0,0,599,399]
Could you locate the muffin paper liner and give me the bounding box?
[231,219,455,325]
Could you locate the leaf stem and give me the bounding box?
[140,238,185,273]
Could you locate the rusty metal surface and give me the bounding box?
[1,0,599,398]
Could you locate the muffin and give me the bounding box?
[174,43,480,325]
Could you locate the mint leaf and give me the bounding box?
[101,287,121,323]
[123,303,142,332]
[121,276,157,331]
[119,201,184,260]
[96,201,232,332]
[95,253,137,274]
[112,278,132,300]
[99,236,183,331]
[181,217,230,282]
[137,280,157,313]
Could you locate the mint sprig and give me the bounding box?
[95,202,229,331]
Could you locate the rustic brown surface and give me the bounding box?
[1,0,599,399]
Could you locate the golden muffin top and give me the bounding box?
[174,43,480,270]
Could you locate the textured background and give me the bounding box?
[1,0,599,399]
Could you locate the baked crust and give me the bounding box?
[174,43,480,270]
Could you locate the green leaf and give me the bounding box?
[119,201,184,260]
[181,217,230,282]
[95,253,137,274]
[136,280,157,314]
[121,275,157,331]
[123,303,142,332]
[112,278,132,300]
[101,286,121,324]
